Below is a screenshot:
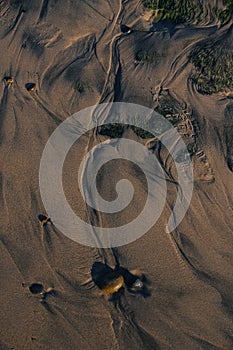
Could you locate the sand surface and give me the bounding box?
[0,1,233,349]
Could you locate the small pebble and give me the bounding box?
[29,283,44,294]
[120,24,131,33]
[38,214,51,226]
[25,82,36,92]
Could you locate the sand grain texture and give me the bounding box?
[0,0,233,349]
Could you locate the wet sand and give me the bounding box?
[0,1,233,349]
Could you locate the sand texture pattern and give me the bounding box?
[0,0,233,349]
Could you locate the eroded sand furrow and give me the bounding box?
[2,4,25,38]
[7,6,25,46]
[160,31,217,89]
[41,34,96,94]
[31,92,63,125]
[98,34,123,103]
[110,297,160,350]
[98,29,124,103]
[0,87,9,146]
[0,1,10,19]
[37,0,50,22]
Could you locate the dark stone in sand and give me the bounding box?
[25,82,36,91]
[38,214,48,222]
[29,283,44,294]
[120,24,131,33]
[91,262,124,293]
